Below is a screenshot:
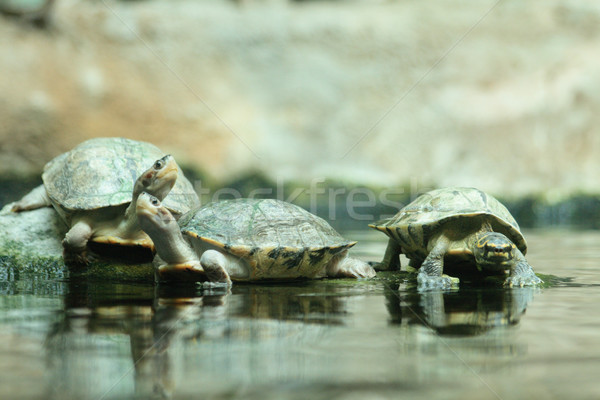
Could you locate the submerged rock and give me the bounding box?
[0,206,153,282]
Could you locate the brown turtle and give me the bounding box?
[136,195,376,285]
[10,137,200,264]
[369,187,542,288]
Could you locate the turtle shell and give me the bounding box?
[179,198,355,280]
[42,137,199,222]
[369,187,526,260]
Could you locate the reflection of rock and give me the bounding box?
[385,286,535,336]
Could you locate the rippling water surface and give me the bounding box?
[1,229,599,400]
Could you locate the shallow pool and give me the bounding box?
[1,229,599,400]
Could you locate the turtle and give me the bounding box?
[135,194,376,285]
[369,187,542,288]
[9,137,200,264]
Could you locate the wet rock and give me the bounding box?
[0,206,154,282]
[0,206,65,278]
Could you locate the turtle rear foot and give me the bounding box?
[9,185,51,212]
[329,256,376,279]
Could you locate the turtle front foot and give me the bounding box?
[504,273,543,288]
[156,264,207,283]
[203,264,233,287]
[199,250,233,286]
[417,271,459,290]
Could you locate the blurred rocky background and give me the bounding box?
[1,0,600,226]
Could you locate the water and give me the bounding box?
[1,229,600,400]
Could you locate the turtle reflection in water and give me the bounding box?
[370,187,542,289]
[385,286,535,336]
[136,194,376,285]
[46,281,355,399]
[9,137,200,265]
[46,283,228,400]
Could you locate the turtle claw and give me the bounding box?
[504,274,543,288]
[63,249,92,269]
[344,260,376,279]
[201,257,233,287]
[417,271,459,290]
[0,203,14,214]
[328,256,376,279]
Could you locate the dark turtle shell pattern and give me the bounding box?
[179,198,355,280]
[369,187,526,260]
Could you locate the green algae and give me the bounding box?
[75,261,154,283]
[0,207,154,283]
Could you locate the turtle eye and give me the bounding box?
[154,160,164,170]
[476,236,488,248]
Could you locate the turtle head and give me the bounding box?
[136,192,177,236]
[134,155,178,201]
[136,192,198,267]
[472,232,517,271]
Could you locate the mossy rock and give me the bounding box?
[0,206,153,282]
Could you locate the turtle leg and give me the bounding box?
[327,251,376,278]
[154,255,206,283]
[199,250,233,287]
[9,185,51,212]
[62,220,94,266]
[407,258,421,273]
[416,235,459,290]
[373,238,401,271]
[504,249,543,287]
